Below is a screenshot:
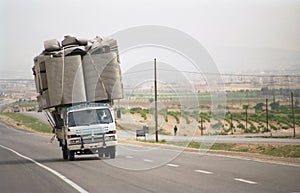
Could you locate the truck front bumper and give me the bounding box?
[68,141,117,151]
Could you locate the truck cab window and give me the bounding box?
[68,108,113,127]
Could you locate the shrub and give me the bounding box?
[249,123,258,133]
[211,120,223,129]
[182,112,190,124]
[262,127,271,133]
[237,123,245,130]
[158,109,168,122]
[168,111,180,124]
[281,126,289,130]
[129,108,136,114]
[199,112,211,122]
[270,101,280,110]
[254,102,264,112]
[138,110,147,120]
[270,124,278,131]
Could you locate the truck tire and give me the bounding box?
[109,146,116,159]
[98,148,103,158]
[62,145,68,160]
[104,150,109,158]
[68,150,75,161]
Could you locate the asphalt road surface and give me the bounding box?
[0,121,300,193]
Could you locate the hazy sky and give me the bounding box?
[1,0,300,79]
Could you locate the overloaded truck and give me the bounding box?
[32,35,123,161]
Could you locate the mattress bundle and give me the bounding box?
[32,35,123,109]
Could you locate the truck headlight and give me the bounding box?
[105,136,115,141]
[70,139,81,145]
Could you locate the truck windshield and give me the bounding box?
[68,108,113,127]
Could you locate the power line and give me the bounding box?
[123,69,153,75]
[123,68,300,78]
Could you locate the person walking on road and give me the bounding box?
[174,125,178,136]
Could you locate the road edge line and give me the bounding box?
[0,144,88,193]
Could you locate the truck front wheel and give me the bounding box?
[98,148,103,158]
[68,150,75,161]
[109,146,116,159]
[98,147,116,159]
[62,145,68,160]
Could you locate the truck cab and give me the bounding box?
[58,103,117,161]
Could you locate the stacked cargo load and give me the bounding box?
[32,35,123,109]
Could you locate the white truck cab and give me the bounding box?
[57,103,117,161]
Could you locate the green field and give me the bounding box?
[1,112,53,133]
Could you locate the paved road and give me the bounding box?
[0,121,300,193]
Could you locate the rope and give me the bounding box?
[61,47,65,104]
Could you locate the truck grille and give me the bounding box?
[82,136,104,144]
[76,127,109,136]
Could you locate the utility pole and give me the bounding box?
[245,107,248,130]
[200,116,204,136]
[266,98,269,133]
[291,92,296,138]
[243,105,249,130]
[154,58,158,142]
[230,113,233,135]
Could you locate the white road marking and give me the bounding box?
[194,169,213,174]
[125,155,134,159]
[0,144,89,193]
[119,143,300,168]
[144,159,154,162]
[234,178,258,185]
[166,164,179,167]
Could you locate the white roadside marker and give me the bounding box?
[194,170,213,174]
[234,178,258,185]
[0,144,89,193]
[125,155,134,159]
[166,164,179,167]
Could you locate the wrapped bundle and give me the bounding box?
[82,52,122,101]
[32,35,123,109]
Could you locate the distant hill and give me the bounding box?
[210,47,300,75]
